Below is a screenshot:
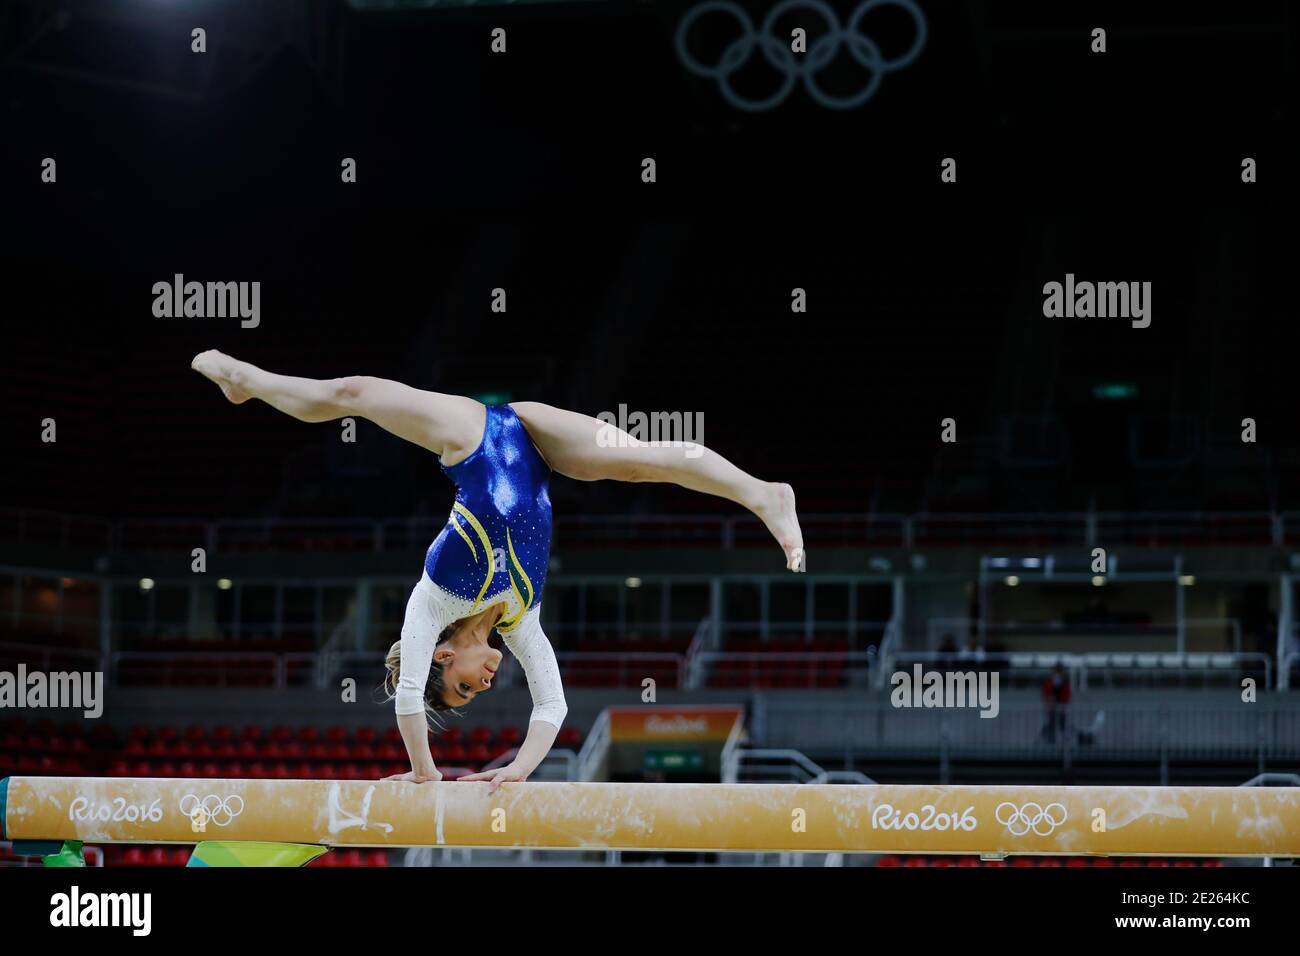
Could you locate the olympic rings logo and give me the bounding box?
[995,801,1068,837]
[179,793,245,828]
[675,0,927,112]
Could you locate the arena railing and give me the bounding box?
[924,617,1248,656]
[2,507,1290,552]
[0,641,101,672]
[2,640,1275,693]
[756,703,1300,771]
[887,649,1274,690]
[689,650,877,688]
[109,651,305,688]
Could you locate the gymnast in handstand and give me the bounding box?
[192,350,803,791]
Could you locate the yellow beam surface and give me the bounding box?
[3,776,1298,856]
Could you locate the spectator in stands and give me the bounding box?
[1040,664,1071,744]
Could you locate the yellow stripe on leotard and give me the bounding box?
[450,505,537,629]
[497,527,536,632]
[450,511,478,563]
[452,502,495,610]
[496,528,538,632]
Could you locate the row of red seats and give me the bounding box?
[565,672,681,688]
[1,718,110,739]
[120,723,573,748]
[572,639,692,653]
[724,638,856,653]
[0,755,83,775]
[92,846,390,867]
[708,673,847,688]
[129,638,314,653]
[2,720,583,751]
[116,674,309,689]
[2,735,91,754]
[117,740,497,761]
[104,759,494,779]
[878,856,1225,867]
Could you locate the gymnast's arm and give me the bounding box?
[504,607,567,772]
[388,596,447,783]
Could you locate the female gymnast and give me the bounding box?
[192,350,803,792]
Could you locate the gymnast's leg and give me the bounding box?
[190,350,486,463]
[511,401,805,572]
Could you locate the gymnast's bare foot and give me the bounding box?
[755,482,805,572]
[191,349,251,404]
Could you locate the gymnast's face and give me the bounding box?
[433,614,504,707]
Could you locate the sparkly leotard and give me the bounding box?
[395,405,567,728]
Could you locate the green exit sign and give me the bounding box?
[1092,382,1138,400]
[644,749,704,771]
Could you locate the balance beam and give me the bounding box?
[3,776,1299,857]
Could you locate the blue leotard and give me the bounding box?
[423,403,552,632]
[396,404,566,727]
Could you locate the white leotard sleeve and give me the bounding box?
[395,576,451,717]
[502,605,568,730]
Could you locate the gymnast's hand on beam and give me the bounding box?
[459,762,530,795]
[382,768,443,783]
